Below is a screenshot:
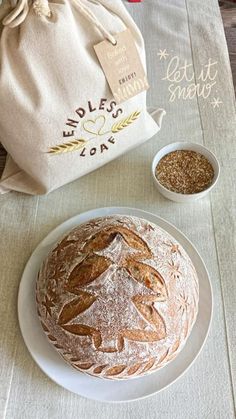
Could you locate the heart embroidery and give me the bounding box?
[83,115,108,136]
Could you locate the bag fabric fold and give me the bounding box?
[0,0,165,195]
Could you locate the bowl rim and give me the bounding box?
[151,141,220,198]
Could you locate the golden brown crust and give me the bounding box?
[36,215,199,380]
[67,254,112,290]
[82,226,152,259]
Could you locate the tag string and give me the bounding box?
[2,0,117,45]
[72,0,117,45]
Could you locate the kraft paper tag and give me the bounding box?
[94,29,149,104]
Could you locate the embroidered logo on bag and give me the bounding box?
[47,99,141,156]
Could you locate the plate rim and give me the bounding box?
[17,206,213,403]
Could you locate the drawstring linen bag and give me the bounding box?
[0,0,165,195]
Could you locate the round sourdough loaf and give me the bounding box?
[36,215,199,380]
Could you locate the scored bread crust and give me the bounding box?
[36,215,199,380]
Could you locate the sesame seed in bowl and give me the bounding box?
[152,142,220,203]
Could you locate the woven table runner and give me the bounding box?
[0,1,235,417]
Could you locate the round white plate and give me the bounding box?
[18,207,213,403]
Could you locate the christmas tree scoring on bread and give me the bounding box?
[36,215,199,379]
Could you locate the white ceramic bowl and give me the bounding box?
[152,142,220,203]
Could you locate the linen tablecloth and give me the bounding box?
[0,0,236,417]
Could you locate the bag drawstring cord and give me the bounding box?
[2,0,117,45]
[2,0,50,27]
[3,0,29,27]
